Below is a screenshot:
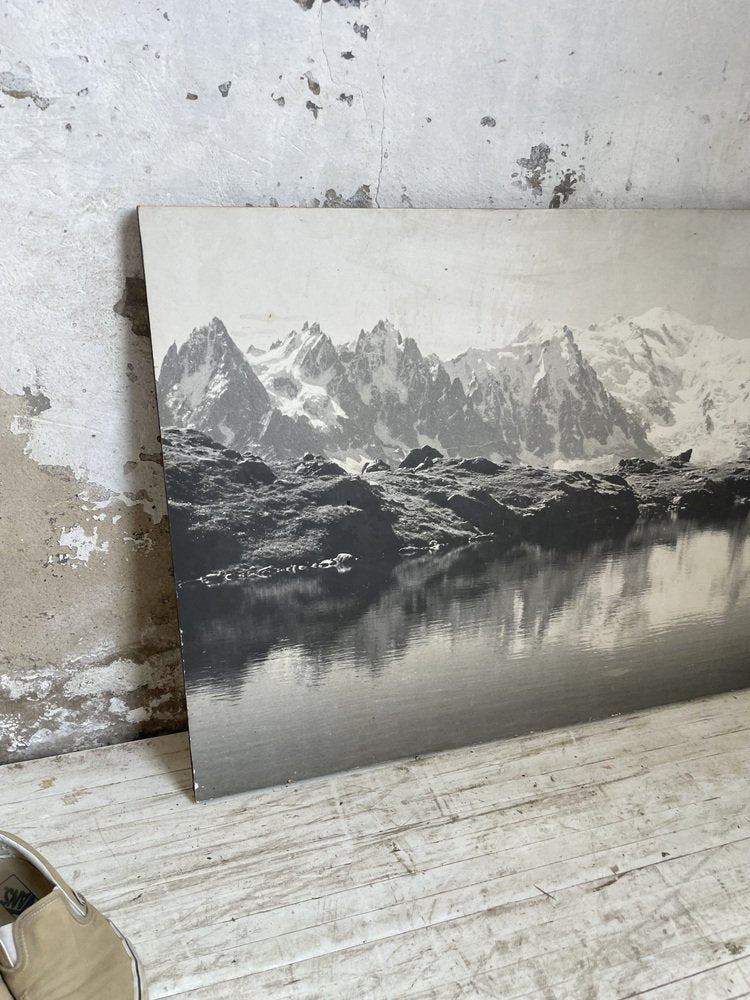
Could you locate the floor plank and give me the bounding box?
[0,691,748,999]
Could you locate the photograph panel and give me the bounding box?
[140,208,750,799]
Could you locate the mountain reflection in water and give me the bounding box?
[181,516,750,798]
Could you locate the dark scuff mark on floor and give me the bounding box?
[353,22,369,39]
[292,0,316,8]
[272,94,286,106]
[341,51,355,60]
[534,884,556,902]
[218,81,232,97]
[306,100,322,119]
[114,278,150,338]
[516,142,551,196]
[549,171,578,208]
[480,116,496,127]
[304,72,320,95]
[22,387,52,416]
[0,65,51,110]
[186,92,198,100]
[338,93,354,105]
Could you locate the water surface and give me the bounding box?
[180,517,750,798]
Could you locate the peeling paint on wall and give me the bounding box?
[1,652,184,759]
[321,184,372,207]
[0,388,183,763]
[0,63,50,109]
[22,388,51,416]
[113,278,151,338]
[515,143,553,196]
[549,170,578,208]
[58,524,109,562]
[304,72,321,95]
[293,0,368,7]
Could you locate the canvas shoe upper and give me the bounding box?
[0,830,145,1000]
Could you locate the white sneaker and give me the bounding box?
[0,830,146,999]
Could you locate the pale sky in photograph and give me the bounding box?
[140,208,750,367]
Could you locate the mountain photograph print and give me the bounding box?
[139,208,750,800]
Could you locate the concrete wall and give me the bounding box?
[2,0,749,762]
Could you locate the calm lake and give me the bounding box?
[180,516,750,799]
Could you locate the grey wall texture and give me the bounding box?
[2,0,750,763]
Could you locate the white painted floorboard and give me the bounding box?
[2,691,749,999]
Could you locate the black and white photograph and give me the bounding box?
[140,207,750,801]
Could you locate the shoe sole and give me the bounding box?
[112,921,148,1000]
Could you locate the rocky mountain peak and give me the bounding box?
[356,319,404,353]
[157,316,271,451]
[160,318,243,382]
[296,327,338,379]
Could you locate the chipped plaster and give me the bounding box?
[0,389,183,760]
[2,0,750,762]
[58,525,109,562]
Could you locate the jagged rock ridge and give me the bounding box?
[161,427,750,581]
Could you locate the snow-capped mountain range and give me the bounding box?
[574,308,750,463]
[156,309,750,469]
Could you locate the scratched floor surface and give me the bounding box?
[1,690,749,999]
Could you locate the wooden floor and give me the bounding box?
[2,691,750,999]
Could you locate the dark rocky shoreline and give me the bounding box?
[162,428,750,585]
